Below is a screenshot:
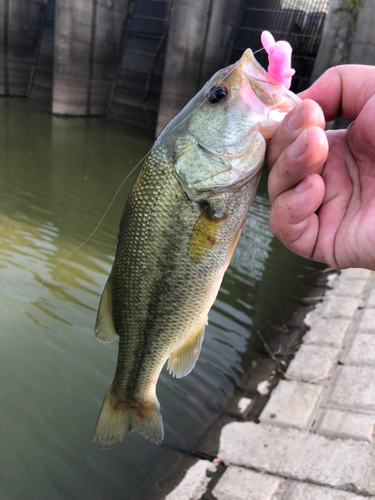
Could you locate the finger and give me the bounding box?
[267,99,325,170]
[299,65,375,121]
[269,173,325,260]
[268,126,328,206]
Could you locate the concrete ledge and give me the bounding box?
[340,269,373,280]
[303,317,351,347]
[165,459,217,500]
[326,278,368,297]
[260,380,323,429]
[320,296,362,320]
[218,422,375,495]
[286,344,340,382]
[357,309,375,333]
[211,467,285,500]
[285,482,375,499]
[366,288,375,307]
[327,365,375,412]
[343,333,375,365]
[316,408,375,443]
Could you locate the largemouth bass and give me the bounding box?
[93,49,300,448]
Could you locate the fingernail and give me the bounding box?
[294,175,312,193]
[289,129,308,158]
[287,104,303,131]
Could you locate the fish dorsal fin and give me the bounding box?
[95,276,118,343]
[167,319,207,378]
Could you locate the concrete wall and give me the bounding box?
[310,0,352,82]
[349,0,375,64]
[53,0,131,115]
[28,0,55,103]
[156,0,243,135]
[0,0,47,96]
[310,0,374,84]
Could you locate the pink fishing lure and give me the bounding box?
[261,30,296,89]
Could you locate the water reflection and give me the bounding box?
[0,98,324,499]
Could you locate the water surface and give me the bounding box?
[0,98,324,499]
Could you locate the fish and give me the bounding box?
[92,49,300,448]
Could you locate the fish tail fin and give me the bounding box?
[92,385,164,448]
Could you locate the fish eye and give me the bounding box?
[207,85,229,104]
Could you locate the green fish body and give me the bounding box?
[93,49,300,448]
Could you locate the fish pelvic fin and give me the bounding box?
[95,276,118,343]
[167,318,207,379]
[92,386,164,448]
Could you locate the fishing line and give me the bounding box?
[0,154,148,332]
[0,45,271,332]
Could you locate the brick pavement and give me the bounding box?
[166,268,375,499]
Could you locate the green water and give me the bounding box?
[0,98,324,499]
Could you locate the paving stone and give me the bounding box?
[285,482,375,499]
[317,409,375,442]
[304,301,325,327]
[303,318,351,346]
[327,272,340,287]
[211,467,284,500]
[366,288,375,307]
[286,344,340,382]
[343,333,375,365]
[340,268,373,280]
[357,309,375,333]
[320,296,361,319]
[165,460,217,500]
[328,366,375,411]
[260,380,323,429]
[218,422,375,495]
[326,278,368,297]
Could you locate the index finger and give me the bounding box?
[299,65,375,122]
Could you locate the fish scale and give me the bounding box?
[93,48,299,448]
[112,145,253,394]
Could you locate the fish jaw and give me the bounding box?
[237,48,301,138]
[171,48,300,197]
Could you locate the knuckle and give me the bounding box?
[272,196,288,221]
[269,202,287,237]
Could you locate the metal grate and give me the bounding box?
[107,0,173,129]
[229,0,330,94]
[28,0,55,103]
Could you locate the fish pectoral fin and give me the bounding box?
[93,385,164,448]
[167,318,207,379]
[95,276,118,343]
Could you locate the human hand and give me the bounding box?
[267,65,375,270]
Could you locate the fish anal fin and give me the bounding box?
[167,319,207,379]
[93,386,164,448]
[95,276,118,343]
